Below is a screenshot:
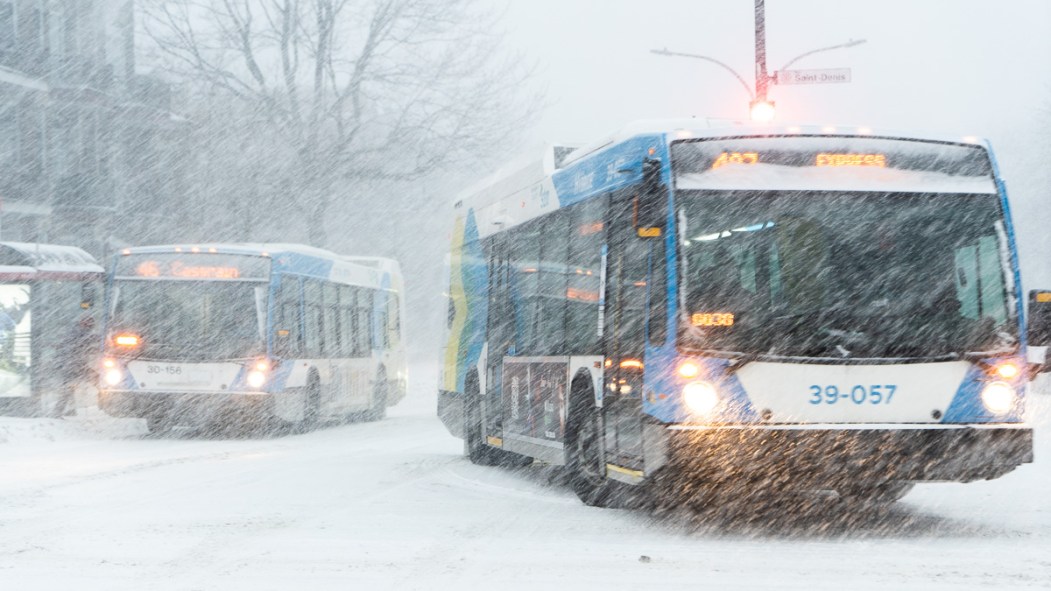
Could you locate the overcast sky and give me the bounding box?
[496,0,1051,285]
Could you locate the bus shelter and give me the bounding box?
[0,242,103,417]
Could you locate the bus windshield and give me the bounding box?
[676,191,1016,359]
[109,280,267,360]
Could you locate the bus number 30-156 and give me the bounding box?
[808,384,897,405]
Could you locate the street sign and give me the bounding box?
[776,68,851,85]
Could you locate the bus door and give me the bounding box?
[484,234,513,442]
[601,193,653,470]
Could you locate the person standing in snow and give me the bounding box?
[54,314,98,418]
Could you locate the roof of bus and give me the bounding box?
[120,243,332,258]
[115,244,402,288]
[453,120,992,212]
[118,243,398,267]
[560,120,990,167]
[0,242,103,275]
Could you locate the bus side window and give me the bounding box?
[339,285,355,357]
[510,219,541,355]
[323,283,340,357]
[375,292,390,351]
[565,198,606,354]
[388,294,400,348]
[535,211,568,356]
[304,280,323,357]
[356,287,372,353]
[274,277,301,358]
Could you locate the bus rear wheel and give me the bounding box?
[146,413,171,435]
[299,374,322,431]
[365,371,388,422]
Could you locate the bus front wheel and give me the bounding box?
[566,384,634,508]
[146,413,171,435]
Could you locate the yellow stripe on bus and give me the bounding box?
[605,463,644,478]
[486,436,503,448]
[442,217,468,392]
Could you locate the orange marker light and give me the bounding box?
[995,362,1020,380]
[677,361,700,379]
[114,334,140,347]
[619,358,644,371]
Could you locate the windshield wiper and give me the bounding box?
[683,349,759,374]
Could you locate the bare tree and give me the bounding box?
[141,0,536,246]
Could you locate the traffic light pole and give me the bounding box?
[755,0,769,102]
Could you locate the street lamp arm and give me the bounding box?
[650,48,755,101]
[778,38,867,73]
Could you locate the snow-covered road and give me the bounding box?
[2,369,1050,590]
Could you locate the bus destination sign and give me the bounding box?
[115,253,271,281]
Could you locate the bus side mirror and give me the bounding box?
[1028,290,1051,374]
[273,328,294,358]
[635,158,667,239]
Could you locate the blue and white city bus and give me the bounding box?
[99,244,406,432]
[438,122,1038,507]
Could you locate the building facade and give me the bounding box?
[0,0,184,255]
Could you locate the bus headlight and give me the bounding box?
[104,367,123,386]
[980,381,1015,414]
[246,360,269,389]
[246,370,267,389]
[683,381,720,415]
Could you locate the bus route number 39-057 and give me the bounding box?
[808,384,897,405]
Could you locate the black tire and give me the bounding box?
[39,390,71,419]
[463,374,531,467]
[366,371,388,422]
[300,374,322,431]
[838,481,914,506]
[146,413,171,434]
[565,379,633,508]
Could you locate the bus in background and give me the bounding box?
[439,122,1043,507]
[0,242,103,417]
[99,244,406,433]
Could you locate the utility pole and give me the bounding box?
[652,0,862,122]
[751,0,775,121]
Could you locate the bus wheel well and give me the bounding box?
[301,369,321,429]
[566,370,635,507]
[366,366,388,421]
